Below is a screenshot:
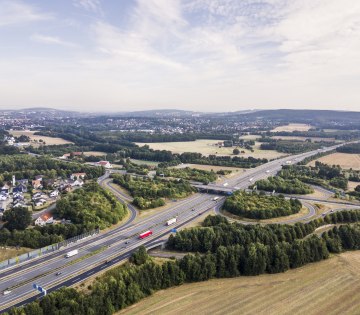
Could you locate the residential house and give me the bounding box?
[0,194,7,201]
[97,161,112,169]
[32,179,42,189]
[1,184,10,195]
[68,179,84,187]
[13,201,26,208]
[49,190,59,198]
[35,214,54,226]
[33,198,46,207]
[13,184,27,193]
[17,179,28,185]
[35,175,44,181]
[70,173,86,180]
[32,192,42,200]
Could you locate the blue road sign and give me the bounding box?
[171,228,177,233]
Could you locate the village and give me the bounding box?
[0,172,87,227]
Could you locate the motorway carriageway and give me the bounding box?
[0,193,217,311]
[0,142,356,311]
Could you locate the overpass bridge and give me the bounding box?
[192,183,238,195]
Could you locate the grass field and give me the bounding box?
[271,123,313,132]
[9,130,73,145]
[130,159,159,166]
[120,251,360,315]
[137,140,286,160]
[307,152,360,170]
[0,247,31,261]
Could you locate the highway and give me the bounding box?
[0,141,357,312]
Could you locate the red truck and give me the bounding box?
[139,230,153,239]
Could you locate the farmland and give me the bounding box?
[137,139,286,159]
[307,152,360,170]
[121,252,360,315]
[9,130,73,145]
[271,123,313,132]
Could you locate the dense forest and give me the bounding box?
[156,167,217,184]
[254,176,314,194]
[7,211,360,315]
[337,143,360,154]
[259,139,332,154]
[111,174,196,209]
[223,191,302,219]
[279,162,348,190]
[0,183,127,248]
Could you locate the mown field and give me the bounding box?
[0,247,31,261]
[9,130,73,145]
[137,139,286,159]
[120,251,360,315]
[271,123,313,132]
[307,152,360,170]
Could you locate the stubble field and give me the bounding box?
[307,152,360,170]
[120,251,360,315]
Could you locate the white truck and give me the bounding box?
[65,249,79,258]
[213,196,220,201]
[166,218,177,226]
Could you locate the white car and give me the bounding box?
[2,289,11,295]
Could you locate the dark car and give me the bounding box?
[55,272,62,276]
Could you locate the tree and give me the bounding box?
[130,246,149,265]
[355,185,360,192]
[3,207,32,231]
[233,148,240,155]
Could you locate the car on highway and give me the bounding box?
[2,289,11,295]
[55,272,62,276]
[125,241,129,244]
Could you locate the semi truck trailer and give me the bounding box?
[65,249,79,258]
[166,218,177,226]
[139,230,153,239]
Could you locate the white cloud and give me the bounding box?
[30,34,77,47]
[73,0,103,15]
[0,0,51,27]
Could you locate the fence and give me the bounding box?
[0,228,100,271]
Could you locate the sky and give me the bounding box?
[0,0,360,113]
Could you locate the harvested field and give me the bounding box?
[120,251,360,315]
[9,130,73,145]
[348,181,360,191]
[307,152,360,170]
[271,123,313,132]
[137,140,286,160]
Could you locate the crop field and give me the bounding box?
[271,123,313,132]
[9,130,73,145]
[137,140,286,159]
[121,251,360,315]
[307,152,360,170]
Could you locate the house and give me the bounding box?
[13,201,26,208]
[1,184,10,194]
[13,184,27,193]
[0,194,7,201]
[34,175,44,181]
[97,161,112,169]
[60,152,83,160]
[17,179,28,185]
[32,179,42,189]
[68,179,84,187]
[43,179,55,188]
[49,190,59,198]
[35,214,54,226]
[33,198,46,207]
[70,173,86,180]
[32,192,42,200]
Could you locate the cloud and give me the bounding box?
[30,34,77,47]
[72,0,103,15]
[0,0,51,27]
